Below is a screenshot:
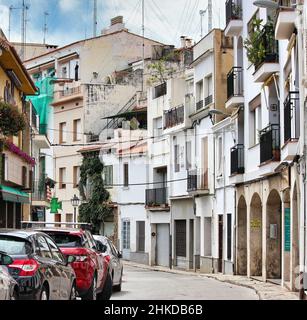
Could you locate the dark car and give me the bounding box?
[0,230,77,300]
[35,227,112,300]
[93,235,123,292]
[0,252,19,300]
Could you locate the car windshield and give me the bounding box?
[45,233,83,248]
[0,236,32,255]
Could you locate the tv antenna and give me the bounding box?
[43,11,49,44]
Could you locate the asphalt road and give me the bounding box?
[111,265,259,300]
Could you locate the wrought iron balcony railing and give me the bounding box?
[260,124,280,164]
[226,0,242,26]
[164,104,185,130]
[187,169,208,192]
[231,144,244,175]
[227,67,243,100]
[145,187,168,207]
[284,91,299,143]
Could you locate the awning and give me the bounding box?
[0,185,30,204]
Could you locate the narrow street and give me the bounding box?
[111,265,259,300]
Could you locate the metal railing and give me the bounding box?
[227,67,243,99]
[145,187,168,207]
[164,104,184,129]
[231,144,245,175]
[196,100,204,111]
[284,91,299,143]
[187,169,208,192]
[260,124,280,164]
[254,25,279,70]
[205,95,213,107]
[226,0,242,26]
[59,86,81,98]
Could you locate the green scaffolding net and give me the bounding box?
[28,77,55,135]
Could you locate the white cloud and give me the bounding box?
[59,0,82,13]
[0,4,9,34]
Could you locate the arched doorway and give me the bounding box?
[266,190,282,280]
[237,196,247,275]
[291,183,299,291]
[250,193,262,277]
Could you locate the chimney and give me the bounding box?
[185,38,193,48]
[180,36,186,48]
[102,16,127,35]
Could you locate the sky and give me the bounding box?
[0,0,226,48]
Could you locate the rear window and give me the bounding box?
[45,232,83,248]
[0,236,32,255]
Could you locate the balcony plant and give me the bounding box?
[244,17,275,69]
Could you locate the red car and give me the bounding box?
[35,227,112,300]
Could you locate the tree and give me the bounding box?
[78,153,112,234]
[0,101,26,182]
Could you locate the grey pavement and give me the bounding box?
[113,261,299,300]
[111,264,259,300]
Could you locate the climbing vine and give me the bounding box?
[78,153,112,234]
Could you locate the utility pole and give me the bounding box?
[43,11,49,45]
[20,0,29,61]
[93,0,97,37]
[142,0,145,93]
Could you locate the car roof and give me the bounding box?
[0,229,50,240]
[34,227,85,235]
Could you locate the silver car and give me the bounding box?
[0,252,19,300]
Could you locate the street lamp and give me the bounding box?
[71,194,80,223]
[209,109,230,125]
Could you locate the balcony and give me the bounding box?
[204,95,213,107]
[145,187,170,211]
[231,144,244,175]
[164,104,184,131]
[260,124,280,164]
[52,85,82,106]
[31,180,50,207]
[187,169,209,195]
[225,0,243,37]
[33,124,50,149]
[282,91,299,161]
[196,100,204,111]
[225,67,244,110]
[275,1,297,40]
[253,25,279,83]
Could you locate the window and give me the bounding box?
[59,168,66,189]
[62,66,68,79]
[217,136,223,177]
[73,119,81,141]
[174,145,180,173]
[249,95,261,146]
[186,141,192,170]
[153,82,167,99]
[247,10,260,38]
[153,117,163,140]
[45,236,65,263]
[204,75,213,106]
[36,236,52,259]
[66,214,73,223]
[103,165,113,187]
[123,163,129,187]
[137,221,145,252]
[122,220,130,250]
[59,122,67,144]
[73,166,80,189]
[227,214,232,261]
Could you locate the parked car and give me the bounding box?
[35,227,112,300]
[93,235,123,292]
[0,230,77,300]
[0,252,19,300]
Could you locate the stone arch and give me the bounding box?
[266,189,282,279]
[250,193,263,277]
[237,196,247,275]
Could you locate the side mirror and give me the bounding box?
[118,252,123,259]
[0,253,13,266]
[67,255,76,265]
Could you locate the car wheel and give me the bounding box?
[113,270,123,292]
[70,282,77,300]
[83,276,97,300]
[97,272,112,300]
[40,285,49,301]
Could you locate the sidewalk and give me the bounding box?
[123,260,299,300]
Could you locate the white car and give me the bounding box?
[0,252,19,300]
